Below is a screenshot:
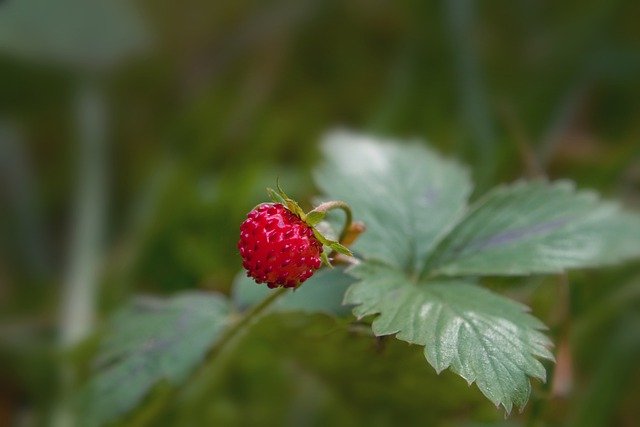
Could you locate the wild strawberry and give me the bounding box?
[238,203,323,288]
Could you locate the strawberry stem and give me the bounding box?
[218,287,289,349]
[309,200,353,243]
[179,287,289,402]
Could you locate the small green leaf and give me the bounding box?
[345,262,554,413]
[266,187,287,205]
[426,180,640,276]
[266,180,307,218]
[312,228,353,257]
[79,292,231,426]
[305,210,326,226]
[321,251,333,268]
[329,241,353,256]
[312,228,332,246]
[270,180,306,218]
[285,199,305,219]
[314,220,338,242]
[275,177,287,197]
[232,268,354,316]
[314,130,472,273]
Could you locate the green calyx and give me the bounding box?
[266,182,354,267]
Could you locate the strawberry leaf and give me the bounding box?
[270,181,306,219]
[304,210,326,226]
[79,292,231,426]
[266,187,287,205]
[312,228,353,257]
[313,131,557,411]
[345,262,554,413]
[276,185,306,221]
[314,130,472,273]
[314,132,640,411]
[329,241,352,256]
[426,180,640,276]
[321,251,332,268]
[284,199,305,219]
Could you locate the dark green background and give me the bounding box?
[0,0,639,425]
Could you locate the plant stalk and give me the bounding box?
[214,287,289,353]
[53,76,108,427]
[309,200,353,242]
[179,287,289,402]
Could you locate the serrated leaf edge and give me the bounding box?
[343,262,554,413]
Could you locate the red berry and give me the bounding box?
[238,203,323,288]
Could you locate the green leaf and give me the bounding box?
[314,130,472,273]
[304,210,326,226]
[266,187,287,205]
[344,262,554,412]
[321,251,332,268]
[285,199,306,219]
[271,179,306,219]
[312,228,333,246]
[79,292,231,426]
[232,267,354,316]
[329,241,353,256]
[426,180,640,276]
[312,228,354,257]
[314,220,339,241]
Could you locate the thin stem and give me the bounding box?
[215,287,288,352]
[178,287,289,403]
[53,76,108,427]
[309,200,353,243]
[59,77,108,348]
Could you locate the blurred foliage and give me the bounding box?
[162,313,504,427]
[0,0,639,426]
[79,292,230,426]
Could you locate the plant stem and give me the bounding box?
[309,200,353,242]
[53,76,108,427]
[59,77,108,348]
[216,287,289,352]
[178,287,289,402]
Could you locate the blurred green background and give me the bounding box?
[1,0,639,426]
